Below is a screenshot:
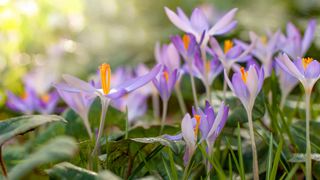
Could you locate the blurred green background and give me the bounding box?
[0,0,320,106]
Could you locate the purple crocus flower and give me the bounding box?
[56,63,162,154]
[225,65,264,111]
[275,62,299,108]
[164,7,238,44]
[224,65,264,179]
[164,101,229,166]
[6,86,37,115]
[6,84,60,115]
[171,33,199,62]
[235,31,280,76]
[59,64,162,100]
[54,83,95,138]
[276,53,320,92]
[192,48,223,86]
[209,36,256,73]
[152,66,179,102]
[195,101,229,156]
[280,20,316,58]
[276,53,320,179]
[155,42,180,71]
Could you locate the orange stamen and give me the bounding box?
[41,94,51,103]
[224,40,233,53]
[205,61,211,73]
[240,67,248,83]
[260,36,267,45]
[21,92,28,100]
[99,63,111,95]
[183,34,190,50]
[302,57,313,70]
[194,114,201,137]
[163,71,169,82]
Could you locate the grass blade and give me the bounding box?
[237,123,245,179]
[270,138,283,180]
[266,134,274,180]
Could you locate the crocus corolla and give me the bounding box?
[152,66,179,102]
[276,53,320,92]
[280,20,316,58]
[235,31,280,76]
[225,65,264,179]
[276,53,320,180]
[165,7,238,44]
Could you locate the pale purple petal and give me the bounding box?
[164,7,194,34]
[62,74,96,93]
[208,8,238,35]
[190,8,209,33]
[305,60,320,79]
[276,53,303,80]
[181,113,196,149]
[302,20,316,55]
[214,21,237,35]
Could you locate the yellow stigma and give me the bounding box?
[260,36,267,45]
[302,57,313,70]
[240,67,248,83]
[194,114,201,137]
[99,63,111,95]
[41,94,51,103]
[224,40,233,53]
[182,34,190,50]
[163,71,169,82]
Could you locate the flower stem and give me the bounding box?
[223,68,230,100]
[160,100,168,135]
[187,61,199,109]
[0,146,7,178]
[201,44,212,104]
[84,117,93,139]
[152,91,160,121]
[92,98,110,156]
[280,91,289,110]
[246,109,259,180]
[305,91,312,179]
[175,83,187,114]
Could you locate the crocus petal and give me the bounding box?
[232,73,250,106]
[305,60,320,79]
[62,74,96,93]
[276,53,303,81]
[190,8,209,33]
[181,113,196,149]
[208,8,238,35]
[163,133,183,141]
[302,19,316,55]
[115,64,162,93]
[214,21,237,35]
[293,58,305,75]
[164,7,195,34]
[209,37,225,59]
[246,65,259,97]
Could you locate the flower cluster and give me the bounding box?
[4,4,319,180]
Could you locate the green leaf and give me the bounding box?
[290,121,320,152]
[289,153,320,162]
[8,136,78,179]
[227,93,265,126]
[47,162,121,180]
[270,138,283,180]
[47,162,97,180]
[63,109,90,140]
[266,134,273,180]
[0,115,66,146]
[131,137,184,154]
